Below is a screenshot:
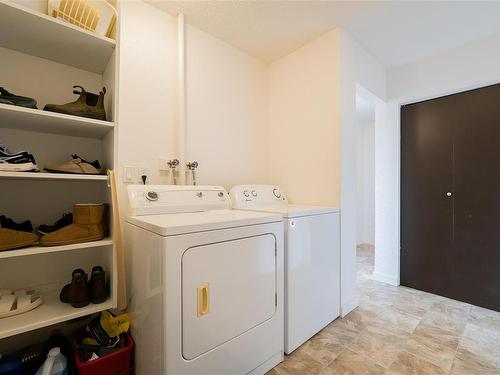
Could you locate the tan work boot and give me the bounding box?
[0,228,38,251]
[41,204,105,247]
[43,86,107,121]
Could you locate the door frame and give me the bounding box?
[396,78,500,285]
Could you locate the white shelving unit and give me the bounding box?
[0,171,108,181]
[0,238,113,260]
[0,291,114,339]
[0,103,114,139]
[0,1,115,73]
[0,0,119,344]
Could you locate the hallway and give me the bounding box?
[268,245,500,374]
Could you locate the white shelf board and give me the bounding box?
[0,291,113,339]
[0,171,108,181]
[0,238,113,259]
[0,103,114,139]
[0,1,115,74]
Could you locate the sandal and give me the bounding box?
[0,290,42,319]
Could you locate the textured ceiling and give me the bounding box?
[146,1,500,67]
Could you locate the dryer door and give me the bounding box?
[182,234,277,360]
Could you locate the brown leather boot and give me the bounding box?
[44,86,107,121]
[89,266,107,304]
[60,269,90,308]
[40,204,105,246]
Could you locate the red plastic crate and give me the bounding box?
[73,330,134,375]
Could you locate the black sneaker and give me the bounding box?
[0,144,29,158]
[0,215,33,233]
[0,88,37,109]
[0,154,38,172]
[37,213,73,235]
[0,144,38,172]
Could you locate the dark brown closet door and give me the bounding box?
[401,83,500,312]
[452,84,500,311]
[401,96,456,297]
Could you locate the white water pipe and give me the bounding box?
[177,13,186,184]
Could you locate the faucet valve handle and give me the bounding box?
[167,159,180,168]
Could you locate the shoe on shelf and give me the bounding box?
[0,290,43,319]
[0,144,29,158]
[0,228,39,251]
[0,88,37,109]
[36,213,72,235]
[0,144,38,172]
[89,266,107,304]
[40,204,105,247]
[44,154,104,175]
[0,215,33,233]
[60,269,90,308]
[43,86,107,121]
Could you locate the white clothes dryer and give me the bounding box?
[125,185,284,375]
[230,185,340,354]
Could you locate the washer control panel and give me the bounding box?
[229,185,288,208]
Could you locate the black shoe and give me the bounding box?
[0,144,29,159]
[72,154,102,170]
[0,215,33,233]
[0,145,38,172]
[89,266,107,304]
[0,154,38,172]
[0,88,37,109]
[59,269,90,308]
[37,213,73,235]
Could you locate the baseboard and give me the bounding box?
[372,270,399,286]
[341,295,359,317]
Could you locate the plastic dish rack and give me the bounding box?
[48,0,116,38]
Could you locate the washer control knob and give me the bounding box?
[273,188,281,198]
[146,191,159,201]
[218,191,224,198]
[251,190,258,197]
[196,192,203,198]
[243,190,250,197]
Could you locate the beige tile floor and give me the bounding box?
[267,244,500,375]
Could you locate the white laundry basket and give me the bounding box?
[48,0,116,38]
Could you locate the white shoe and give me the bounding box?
[0,161,38,172]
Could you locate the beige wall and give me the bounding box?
[185,25,269,189]
[267,29,342,207]
[116,1,178,211]
[117,3,269,203]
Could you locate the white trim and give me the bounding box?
[372,271,399,286]
[340,295,359,317]
[400,78,500,106]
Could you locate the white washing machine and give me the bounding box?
[125,185,284,375]
[230,185,340,354]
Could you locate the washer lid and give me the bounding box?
[235,204,340,218]
[126,209,282,236]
